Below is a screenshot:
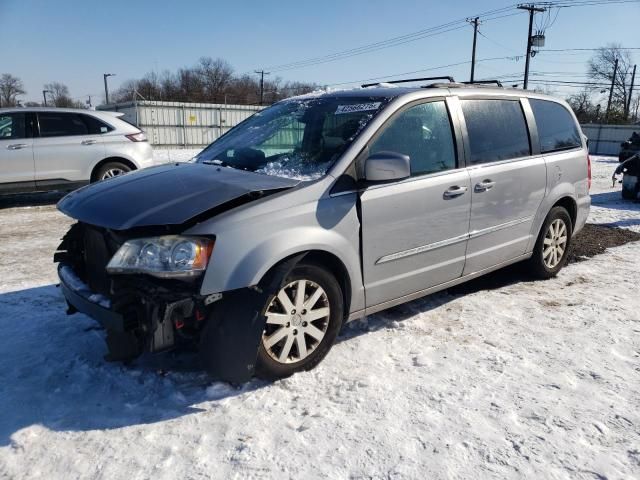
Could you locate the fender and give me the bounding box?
[188,191,366,314]
[201,224,364,313]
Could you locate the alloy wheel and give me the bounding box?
[543,218,568,269]
[262,279,331,364]
[101,168,126,180]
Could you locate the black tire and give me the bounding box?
[528,206,573,279]
[255,263,343,380]
[93,161,132,182]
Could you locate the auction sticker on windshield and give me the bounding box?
[335,102,381,114]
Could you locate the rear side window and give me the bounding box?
[461,99,531,164]
[38,112,89,137]
[370,101,457,176]
[0,113,26,139]
[529,99,582,153]
[81,114,113,134]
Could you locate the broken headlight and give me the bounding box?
[106,236,214,278]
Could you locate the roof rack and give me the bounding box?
[462,80,503,87]
[361,76,455,88]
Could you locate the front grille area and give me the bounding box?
[55,223,122,297]
[82,226,114,295]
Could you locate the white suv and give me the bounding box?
[0,107,153,194]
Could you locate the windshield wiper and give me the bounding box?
[201,159,236,169]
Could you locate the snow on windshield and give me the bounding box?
[256,111,376,181]
[256,154,334,181]
[196,96,389,181]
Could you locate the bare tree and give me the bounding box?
[104,58,317,106]
[43,81,83,108]
[588,44,635,121]
[631,94,640,123]
[566,89,599,123]
[0,73,26,107]
[197,57,234,102]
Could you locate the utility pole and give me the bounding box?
[468,17,480,82]
[517,4,546,90]
[255,70,270,105]
[605,58,619,122]
[42,90,51,107]
[625,64,636,120]
[103,73,116,105]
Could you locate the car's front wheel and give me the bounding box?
[255,263,343,380]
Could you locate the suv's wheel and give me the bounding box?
[255,263,343,380]
[94,161,132,182]
[528,206,573,279]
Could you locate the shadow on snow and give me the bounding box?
[0,264,532,445]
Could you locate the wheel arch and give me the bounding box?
[552,196,577,229]
[90,157,137,182]
[260,250,353,321]
[528,187,579,253]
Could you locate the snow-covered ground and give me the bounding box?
[152,148,202,165]
[0,155,639,479]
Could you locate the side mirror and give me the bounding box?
[364,151,411,182]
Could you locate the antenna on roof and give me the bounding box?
[361,76,455,88]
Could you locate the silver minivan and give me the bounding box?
[55,80,591,382]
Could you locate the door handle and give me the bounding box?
[81,139,97,145]
[443,185,468,199]
[474,179,496,192]
[7,143,28,150]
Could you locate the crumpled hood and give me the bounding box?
[57,163,300,230]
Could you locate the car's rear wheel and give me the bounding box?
[528,206,573,279]
[255,263,343,380]
[95,161,132,182]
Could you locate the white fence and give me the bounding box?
[98,100,263,149]
[581,124,639,156]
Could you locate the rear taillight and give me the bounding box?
[125,131,147,142]
[587,154,592,190]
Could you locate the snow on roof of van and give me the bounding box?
[285,85,414,102]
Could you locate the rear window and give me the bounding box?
[38,112,88,137]
[81,114,113,134]
[529,99,582,153]
[461,99,531,164]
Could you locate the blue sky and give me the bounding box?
[1,0,638,104]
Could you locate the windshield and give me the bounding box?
[195,96,390,180]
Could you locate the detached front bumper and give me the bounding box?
[58,264,125,332]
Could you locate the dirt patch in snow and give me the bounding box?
[449,223,640,295]
[567,223,640,263]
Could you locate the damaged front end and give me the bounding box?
[55,223,215,361]
[53,162,303,383]
[55,222,295,384]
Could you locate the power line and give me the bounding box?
[266,25,469,73]
[540,0,640,7]
[477,30,519,53]
[260,5,525,73]
[323,55,525,87]
[540,47,640,52]
[258,0,639,75]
